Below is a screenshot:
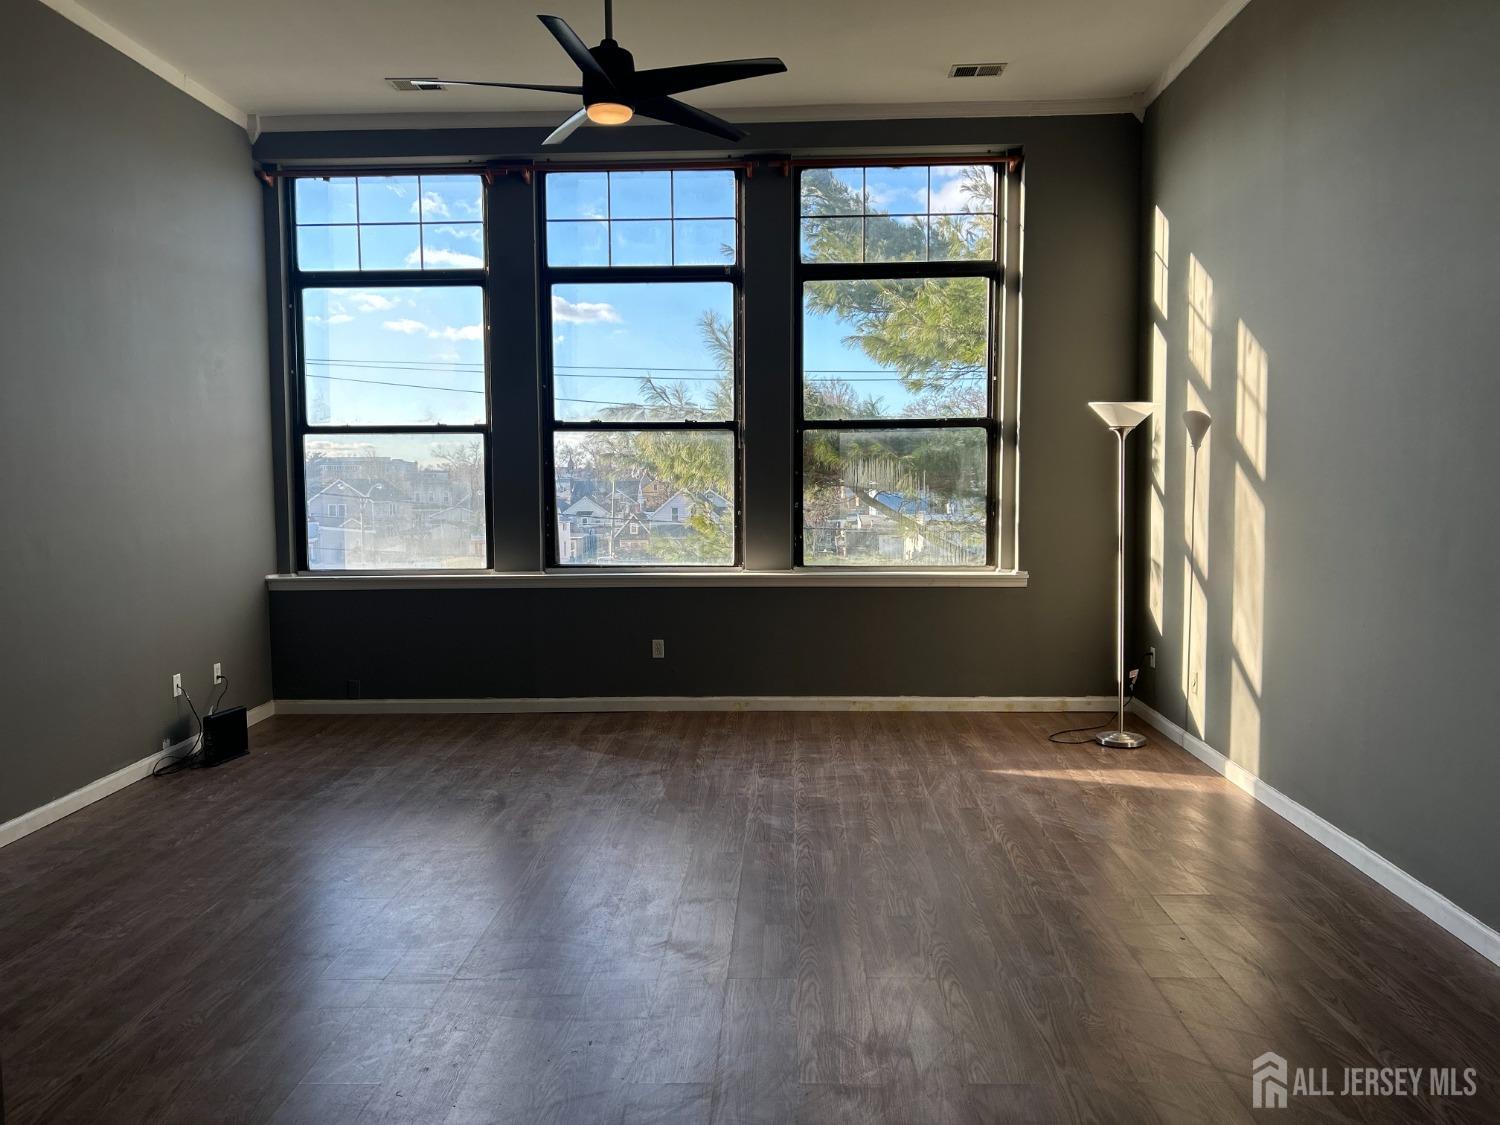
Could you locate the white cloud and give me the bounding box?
[410,247,484,269]
[348,292,399,312]
[554,334,565,345]
[383,318,429,334]
[551,294,621,324]
[414,190,448,219]
[308,313,354,326]
[429,324,483,342]
[929,166,993,214]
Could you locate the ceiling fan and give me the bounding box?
[388,0,786,145]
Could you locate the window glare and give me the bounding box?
[305,433,486,570]
[802,429,988,567]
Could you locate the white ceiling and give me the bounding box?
[64,0,1230,124]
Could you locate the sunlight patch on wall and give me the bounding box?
[1188,254,1214,385]
[1152,207,1170,319]
[1183,557,1209,735]
[1183,382,1211,573]
[1232,464,1265,696]
[1149,324,1168,631]
[1237,321,1268,480]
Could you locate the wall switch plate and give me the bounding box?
[651,639,665,659]
[172,673,183,698]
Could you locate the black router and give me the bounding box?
[200,705,249,768]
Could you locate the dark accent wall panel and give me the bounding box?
[265,113,1141,703]
[1137,0,1500,926]
[0,0,273,823]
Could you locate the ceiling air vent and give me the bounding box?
[388,78,447,92]
[949,63,1006,79]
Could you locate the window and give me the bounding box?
[796,163,1007,567]
[541,169,740,567]
[291,174,489,570]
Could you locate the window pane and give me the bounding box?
[548,220,609,266]
[297,224,359,271]
[928,213,994,262]
[552,282,733,423]
[802,428,988,567]
[305,433,486,570]
[609,170,671,218]
[422,223,485,269]
[803,278,988,419]
[302,287,485,425]
[801,217,861,263]
[929,164,995,214]
[419,175,483,222]
[800,167,864,215]
[611,220,672,266]
[358,175,421,223]
[866,166,927,214]
[296,177,357,224]
[548,172,609,219]
[798,163,997,263]
[359,224,421,270]
[673,170,735,218]
[865,215,927,262]
[554,431,734,566]
[674,220,735,265]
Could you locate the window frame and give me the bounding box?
[537,166,746,570]
[793,159,1015,570]
[287,173,493,573]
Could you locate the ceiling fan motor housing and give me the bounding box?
[587,39,635,106]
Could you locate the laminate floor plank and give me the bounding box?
[1,711,1498,1124]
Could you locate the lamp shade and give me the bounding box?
[1088,401,1155,431]
[1184,409,1213,450]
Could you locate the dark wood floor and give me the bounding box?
[1,712,1497,1124]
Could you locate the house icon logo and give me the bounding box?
[1253,1051,1289,1109]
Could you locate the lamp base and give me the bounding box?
[1095,730,1148,749]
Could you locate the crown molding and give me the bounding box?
[36,0,248,130]
[252,96,1143,134]
[1144,0,1253,107]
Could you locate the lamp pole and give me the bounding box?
[1087,401,1153,749]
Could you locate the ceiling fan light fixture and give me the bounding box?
[585,100,634,125]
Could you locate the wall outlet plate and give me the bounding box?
[213,662,224,684]
[651,639,665,659]
[172,673,183,698]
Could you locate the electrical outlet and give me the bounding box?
[172,673,183,698]
[213,662,224,684]
[1147,647,1156,669]
[651,639,665,659]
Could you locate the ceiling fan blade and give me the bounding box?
[537,15,613,87]
[635,97,745,142]
[389,77,583,94]
[542,107,591,146]
[633,58,786,99]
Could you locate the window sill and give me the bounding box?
[265,569,1029,591]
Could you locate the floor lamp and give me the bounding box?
[1088,401,1155,748]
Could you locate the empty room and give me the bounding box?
[2,0,1498,1121]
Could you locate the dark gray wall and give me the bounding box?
[1137,0,1500,926]
[0,0,274,824]
[261,113,1142,701]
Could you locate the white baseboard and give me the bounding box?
[0,700,276,850]
[1134,700,1500,968]
[273,695,1117,716]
